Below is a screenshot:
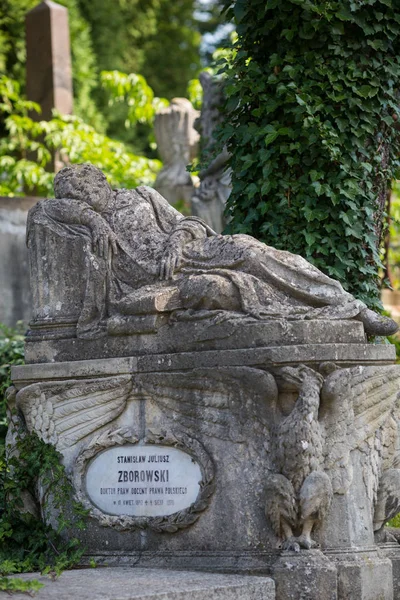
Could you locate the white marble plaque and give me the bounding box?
[85,444,202,517]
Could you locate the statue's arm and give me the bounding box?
[44,198,118,259]
[42,197,95,224]
[136,186,211,280]
[160,220,216,280]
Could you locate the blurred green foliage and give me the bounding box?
[0,0,228,149]
[0,0,103,129]
[0,575,43,594]
[389,513,400,528]
[101,71,168,128]
[387,183,400,290]
[78,0,202,101]
[187,78,204,112]
[0,75,161,196]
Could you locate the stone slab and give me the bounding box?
[80,550,278,572]
[13,343,396,388]
[3,568,275,600]
[12,357,137,387]
[24,319,368,363]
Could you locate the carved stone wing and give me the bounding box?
[16,376,133,450]
[320,365,400,496]
[135,367,278,445]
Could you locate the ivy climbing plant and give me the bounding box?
[218,0,400,308]
[0,425,89,592]
[0,324,90,592]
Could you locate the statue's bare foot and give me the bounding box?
[281,537,300,552]
[358,309,398,336]
[295,534,318,549]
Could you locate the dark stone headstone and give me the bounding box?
[26,0,73,120]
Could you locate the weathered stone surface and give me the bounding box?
[379,543,400,600]
[191,72,231,233]
[154,98,199,205]
[12,362,400,560]
[0,196,38,325]
[327,549,393,600]
[26,318,394,364]
[24,338,396,366]
[12,343,396,388]
[271,551,337,600]
[6,568,276,600]
[25,164,397,360]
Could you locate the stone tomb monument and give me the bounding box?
[9,164,400,600]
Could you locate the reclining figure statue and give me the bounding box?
[27,163,398,340]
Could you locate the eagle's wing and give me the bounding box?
[16,376,133,450]
[135,367,278,444]
[320,365,400,497]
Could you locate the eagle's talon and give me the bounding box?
[296,534,318,549]
[281,537,301,552]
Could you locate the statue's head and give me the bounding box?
[54,164,112,213]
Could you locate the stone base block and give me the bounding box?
[270,550,337,600]
[9,568,276,600]
[379,542,400,599]
[327,548,393,600]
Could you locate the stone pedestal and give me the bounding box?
[154,98,199,205]
[327,548,393,600]
[191,72,231,233]
[379,543,400,599]
[11,342,400,600]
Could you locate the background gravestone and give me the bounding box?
[154,98,199,206]
[0,196,39,326]
[26,0,73,121]
[0,0,74,326]
[191,72,231,233]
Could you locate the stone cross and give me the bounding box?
[25,0,73,121]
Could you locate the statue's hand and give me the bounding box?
[89,216,119,260]
[160,242,182,280]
